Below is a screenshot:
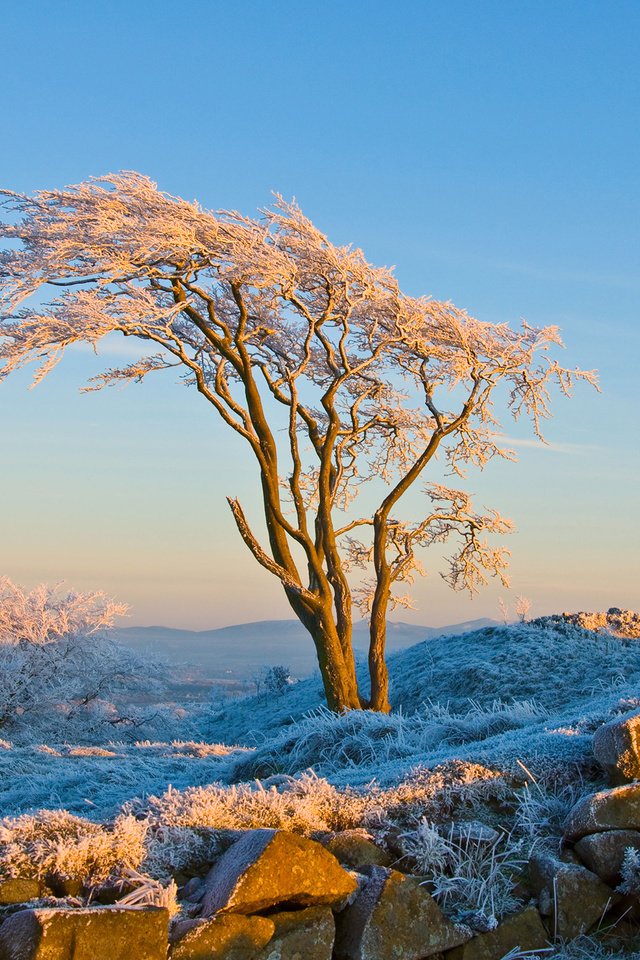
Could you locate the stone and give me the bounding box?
[333,866,469,960]
[529,853,615,939]
[180,877,204,903]
[594,711,640,783]
[446,906,548,960]
[0,906,169,960]
[170,914,274,960]
[321,831,391,869]
[0,879,43,904]
[200,829,356,917]
[564,783,640,841]
[574,829,640,886]
[255,906,334,960]
[439,822,501,847]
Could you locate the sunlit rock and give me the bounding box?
[334,865,468,960]
[170,914,274,960]
[200,829,356,917]
[255,906,334,960]
[564,783,640,841]
[594,712,640,783]
[0,906,168,960]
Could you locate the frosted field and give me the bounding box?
[1,616,639,818]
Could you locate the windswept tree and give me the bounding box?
[0,174,596,712]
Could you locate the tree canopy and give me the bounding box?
[0,173,597,711]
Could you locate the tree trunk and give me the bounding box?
[368,606,391,713]
[283,589,361,711]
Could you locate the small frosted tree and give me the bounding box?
[0,577,154,737]
[0,174,596,712]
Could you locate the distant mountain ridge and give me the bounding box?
[113,617,498,678]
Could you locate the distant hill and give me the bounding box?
[112,617,497,678]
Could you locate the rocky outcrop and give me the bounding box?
[200,829,357,917]
[574,829,640,886]
[564,783,640,841]
[446,905,548,959]
[593,711,640,783]
[319,830,391,869]
[0,906,169,960]
[255,906,335,960]
[334,865,469,960]
[529,853,614,939]
[170,913,275,960]
[0,879,43,904]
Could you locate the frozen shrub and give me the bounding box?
[0,578,163,742]
[0,810,147,882]
[616,846,640,896]
[263,665,293,696]
[400,817,526,928]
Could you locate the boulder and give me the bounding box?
[0,906,168,960]
[594,712,640,783]
[564,783,640,842]
[529,853,615,939]
[170,914,274,960]
[255,906,334,960]
[200,829,356,917]
[574,829,640,886]
[446,905,548,960]
[333,865,469,960]
[321,831,391,869]
[0,879,43,904]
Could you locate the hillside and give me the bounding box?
[113,617,497,678]
[2,610,639,818]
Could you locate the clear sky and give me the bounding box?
[1,0,638,628]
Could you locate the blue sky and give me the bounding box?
[1,0,638,627]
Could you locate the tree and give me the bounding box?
[0,577,158,738]
[0,174,597,713]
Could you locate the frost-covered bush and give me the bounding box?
[138,772,370,834]
[0,810,147,882]
[400,818,526,928]
[0,578,163,742]
[616,845,640,896]
[232,700,548,781]
[263,665,293,696]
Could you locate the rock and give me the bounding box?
[574,829,640,886]
[529,853,615,939]
[170,914,275,960]
[564,783,640,841]
[321,831,391,869]
[333,865,469,960]
[0,906,169,960]
[200,829,356,917]
[0,879,43,904]
[594,712,640,783]
[446,905,548,959]
[439,822,500,847]
[255,906,334,960]
[180,877,204,903]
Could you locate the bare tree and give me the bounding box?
[515,595,532,623]
[0,174,597,712]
